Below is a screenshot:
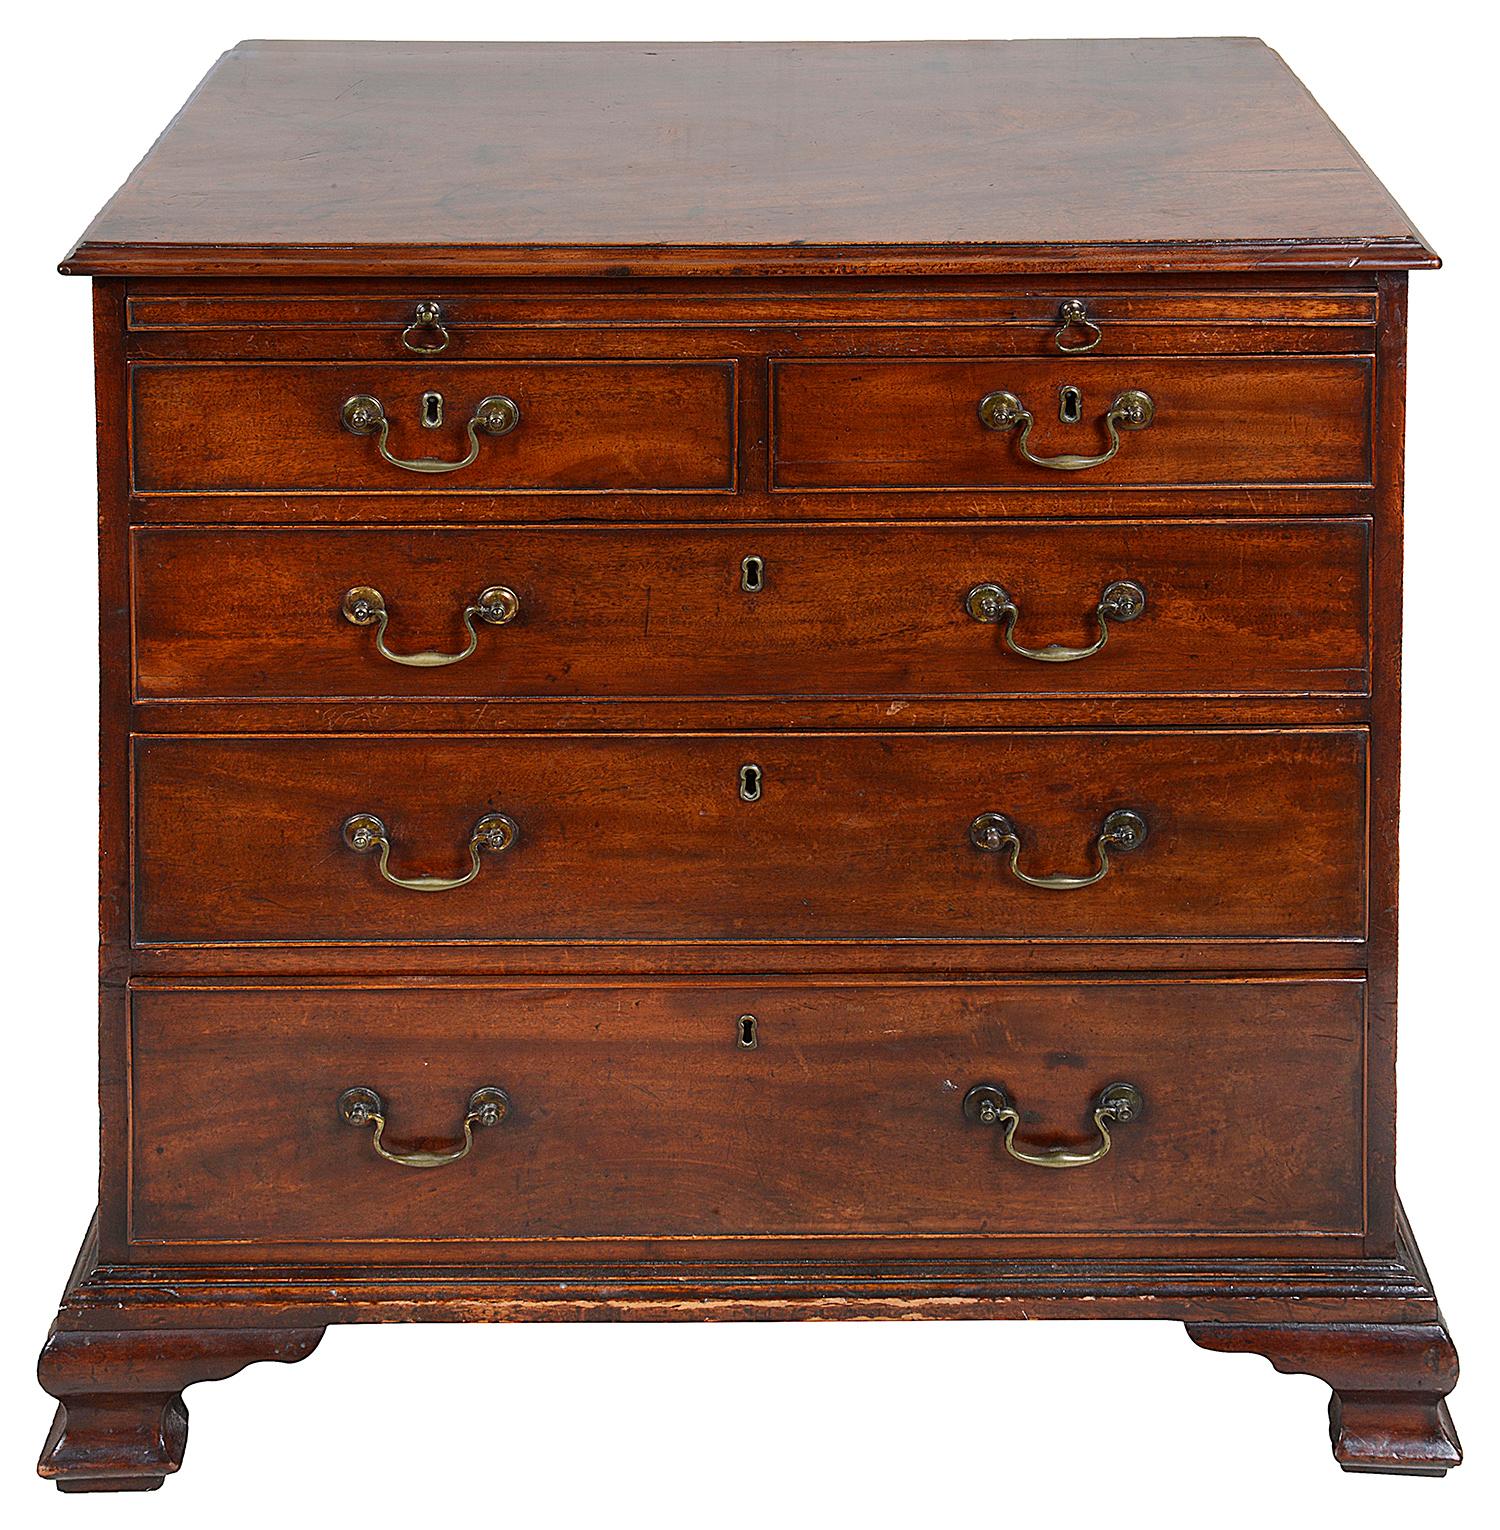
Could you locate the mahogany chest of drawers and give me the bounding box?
[40,38,1460,1487]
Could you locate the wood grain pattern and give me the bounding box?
[1188,1319,1462,1475]
[131,730,1368,946]
[130,521,1371,702]
[61,40,1436,277]
[133,487,1379,529]
[37,1324,323,1492]
[42,37,1457,1488]
[123,284,1380,360]
[117,940,1368,981]
[773,357,1371,489]
[126,978,1367,1252]
[131,360,736,493]
[52,1199,1442,1324]
[1363,272,1407,1251]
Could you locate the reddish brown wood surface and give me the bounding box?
[126,978,1366,1253]
[117,941,1368,981]
[131,521,1370,702]
[773,357,1371,489]
[1188,1319,1461,1475]
[123,282,1380,359]
[45,38,1456,1489]
[1362,273,1408,1251]
[37,1325,324,1492]
[134,488,1379,529]
[54,1199,1443,1325]
[131,730,1368,946]
[61,40,1436,277]
[125,283,1381,326]
[131,360,736,493]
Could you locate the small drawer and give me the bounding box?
[125,977,1367,1256]
[131,520,1371,702]
[132,730,1367,946]
[129,360,737,494]
[771,357,1371,489]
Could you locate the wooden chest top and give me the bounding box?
[62,37,1435,278]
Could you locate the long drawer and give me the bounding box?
[124,288,1378,359]
[129,360,738,493]
[132,730,1367,945]
[772,357,1371,489]
[126,977,1367,1255]
[131,521,1370,701]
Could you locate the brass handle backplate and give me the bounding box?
[963,1082,1143,1168]
[401,300,451,354]
[1053,298,1103,353]
[978,387,1154,471]
[341,584,519,667]
[338,1085,509,1168]
[965,578,1145,662]
[969,808,1147,890]
[341,393,520,474]
[342,811,518,891]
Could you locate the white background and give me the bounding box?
[1,2,1495,1523]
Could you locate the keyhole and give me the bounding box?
[739,763,762,802]
[737,1014,760,1050]
[740,554,765,593]
[1059,385,1083,425]
[421,391,444,429]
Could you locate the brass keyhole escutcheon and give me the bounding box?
[739,763,763,802]
[740,554,766,593]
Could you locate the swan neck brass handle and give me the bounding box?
[1053,298,1103,353]
[342,811,518,892]
[401,300,450,354]
[340,393,519,474]
[970,808,1147,890]
[338,1086,509,1168]
[963,1082,1143,1169]
[965,579,1145,663]
[978,388,1154,471]
[341,585,519,667]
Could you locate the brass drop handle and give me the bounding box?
[338,1086,509,1168]
[978,387,1154,471]
[963,1082,1144,1168]
[401,300,450,354]
[340,393,520,474]
[341,584,519,667]
[965,579,1146,662]
[970,808,1147,890]
[342,811,518,892]
[1053,298,1102,353]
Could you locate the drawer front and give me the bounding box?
[125,288,1378,360]
[126,978,1367,1253]
[130,361,737,493]
[132,521,1370,701]
[772,357,1371,489]
[133,731,1367,945]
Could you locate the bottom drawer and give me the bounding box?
[126,977,1366,1258]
